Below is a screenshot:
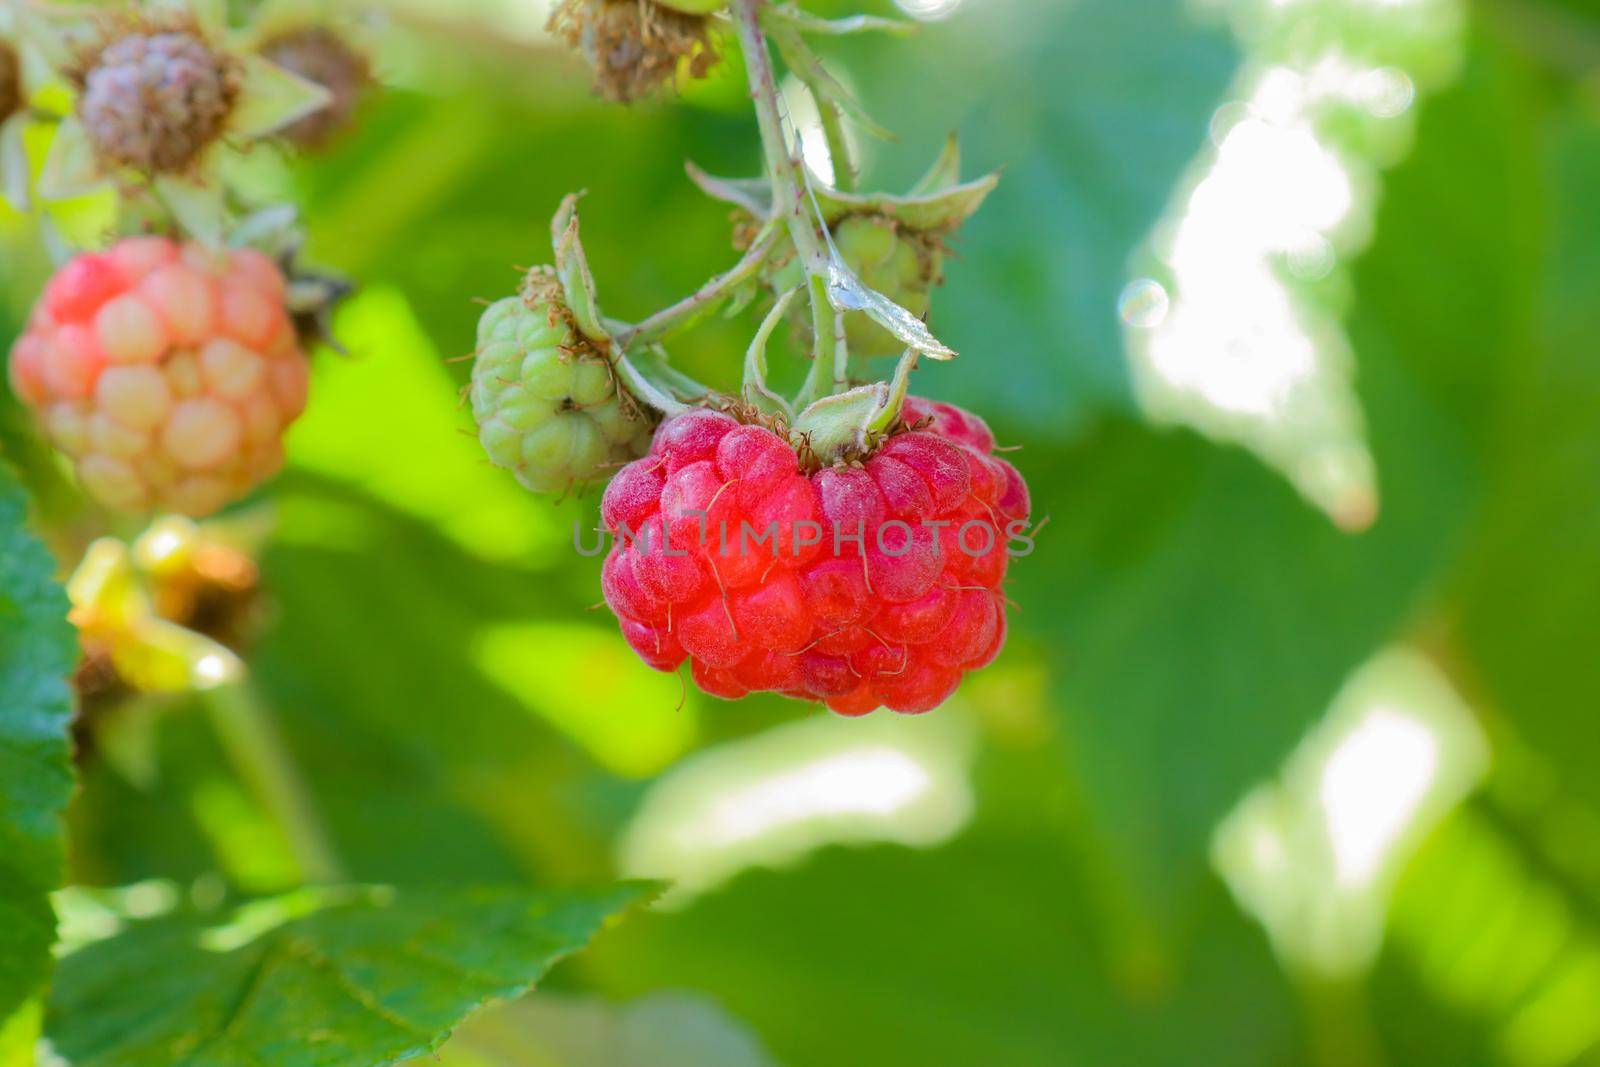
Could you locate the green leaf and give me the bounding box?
[590,831,1301,1067]
[46,883,656,1067]
[1377,803,1600,1064]
[854,0,1240,429]
[0,463,75,1028]
[1027,413,1470,921]
[1449,96,1600,814]
[1019,30,1537,925]
[431,992,780,1067]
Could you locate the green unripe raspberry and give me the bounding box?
[654,0,723,12]
[837,214,900,266]
[834,215,940,358]
[518,415,606,493]
[470,268,653,495]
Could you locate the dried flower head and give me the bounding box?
[549,0,718,104]
[258,26,370,149]
[73,21,241,175]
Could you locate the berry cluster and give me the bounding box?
[7,237,309,517]
[600,400,1029,716]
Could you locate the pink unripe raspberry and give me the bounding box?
[599,399,1030,717]
[8,238,308,517]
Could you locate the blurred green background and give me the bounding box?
[5,0,1600,1063]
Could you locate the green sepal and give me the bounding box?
[156,174,228,247]
[825,170,1000,230]
[722,274,763,319]
[763,3,917,37]
[550,193,612,343]
[67,537,244,696]
[231,53,333,141]
[791,381,898,465]
[227,202,301,255]
[688,143,999,232]
[685,160,770,218]
[909,133,962,196]
[147,0,227,36]
[38,214,76,267]
[613,350,692,419]
[0,116,30,211]
[113,616,245,694]
[865,347,918,437]
[67,539,150,631]
[772,29,895,145]
[10,2,98,76]
[743,286,800,421]
[36,115,103,202]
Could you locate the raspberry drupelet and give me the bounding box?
[600,399,1030,716]
[7,237,310,517]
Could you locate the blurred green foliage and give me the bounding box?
[2,0,1600,1063]
[46,883,654,1065]
[0,464,74,1051]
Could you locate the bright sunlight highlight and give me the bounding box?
[1320,707,1439,888]
[620,711,975,904]
[1123,0,1462,527]
[687,749,933,849]
[1213,649,1487,977]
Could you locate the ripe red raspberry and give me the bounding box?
[599,401,1030,716]
[7,237,309,517]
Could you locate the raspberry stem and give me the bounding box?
[611,220,781,351]
[768,23,858,192]
[613,350,692,417]
[730,0,847,406]
[203,679,344,884]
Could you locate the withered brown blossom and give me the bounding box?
[73,23,241,174]
[549,0,718,104]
